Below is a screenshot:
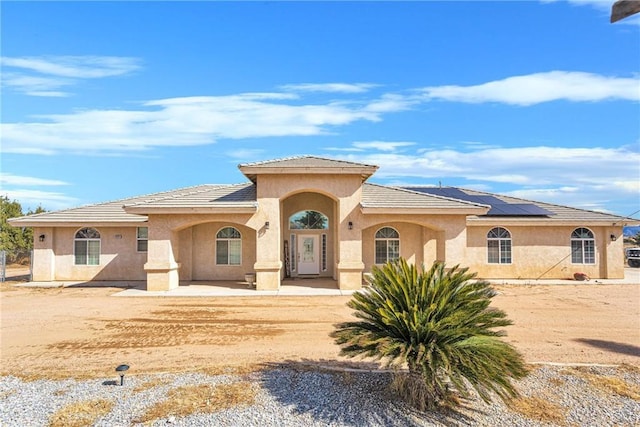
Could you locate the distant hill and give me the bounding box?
[624,226,640,237]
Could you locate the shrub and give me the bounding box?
[331,259,527,409]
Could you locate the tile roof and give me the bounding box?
[124,183,256,211]
[8,184,257,226]
[361,183,489,211]
[8,180,633,227]
[239,155,378,169]
[458,187,630,224]
[238,155,379,182]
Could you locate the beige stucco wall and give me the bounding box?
[189,222,256,281]
[33,226,147,281]
[466,224,625,279]
[255,173,364,289]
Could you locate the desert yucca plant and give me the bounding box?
[331,259,527,409]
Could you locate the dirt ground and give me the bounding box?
[1,267,639,379]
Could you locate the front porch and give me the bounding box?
[115,277,354,297]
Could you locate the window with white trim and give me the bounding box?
[137,227,148,252]
[290,234,296,272]
[487,227,511,264]
[571,228,595,264]
[321,233,327,271]
[375,227,400,264]
[216,227,241,265]
[74,227,100,265]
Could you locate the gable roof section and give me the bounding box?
[361,183,489,214]
[405,187,634,226]
[8,183,257,227]
[239,155,378,182]
[124,183,257,214]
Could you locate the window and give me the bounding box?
[290,234,296,272]
[375,227,400,264]
[137,227,148,252]
[487,227,511,264]
[289,210,329,229]
[571,228,595,264]
[216,227,241,265]
[74,227,100,265]
[321,233,327,271]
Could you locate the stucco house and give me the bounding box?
[9,156,634,291]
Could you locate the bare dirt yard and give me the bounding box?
[1,270,639,379]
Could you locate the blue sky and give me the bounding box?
[1,1,639,218]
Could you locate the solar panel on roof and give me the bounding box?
[403,187,555,217]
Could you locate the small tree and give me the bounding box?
[331,259,527,410]
[0,196,46,263]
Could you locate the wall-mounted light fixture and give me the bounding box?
[348,221,353,230]
[265,221,270,230]
[610,234,617,241]
[39,234,45,242]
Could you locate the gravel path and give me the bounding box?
[1,365,638,426]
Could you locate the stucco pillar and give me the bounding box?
[31,227,55,281]
[604,226,624,279]
[442,220,467,267]
[144,218,180,291]
[336,197,364,290]
[254,197,282,290]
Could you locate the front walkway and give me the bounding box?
[12,269,639,296]
[114,277,353,297]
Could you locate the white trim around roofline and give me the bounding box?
[7,219,148,227]
[466,217,640,227]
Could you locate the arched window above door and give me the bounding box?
[289,210,329,230]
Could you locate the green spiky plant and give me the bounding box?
[331,259,527,410]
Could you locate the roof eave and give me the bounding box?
[7,219,148,227]
[240,166,378,183]
[466,217,640,226]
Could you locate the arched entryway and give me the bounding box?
[281,192,337,279]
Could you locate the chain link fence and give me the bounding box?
[1,250,32,282]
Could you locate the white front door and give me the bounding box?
[298,235,319,274]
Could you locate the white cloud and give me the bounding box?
[1,55,142,78]
[352,141,416,152]
[1,93,383,154]
[335,145,640,212]
[280,83,377,93]
[1,189,78,211]
[1,55,142,97]
[421,71,640,105]
[0,173,69,186]
[225,148,266,160]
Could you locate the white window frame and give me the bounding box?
[216,227,242,266]
[571,227,596,265]
[137,227,148,252]
[374,227,400,264]
[321,233,327,272]
[290,234,296,272]
[487,227,512,264]
[74,227,101,266]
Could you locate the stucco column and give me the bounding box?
[31,227,55,281]
[604,227,624,279]
[254,197,282,290]
[336,196,364,290]
[144,217,180,291]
